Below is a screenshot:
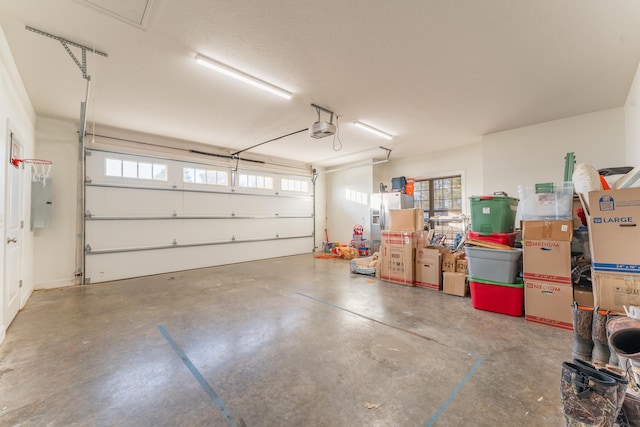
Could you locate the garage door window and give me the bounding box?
[183,167,228,186]
[106,158,167,181]
[238,173,273,189]
[281,178,309,193]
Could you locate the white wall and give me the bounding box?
[482,108,626,200]
[313,169,327,251]
[33,117,78,289]
[379,143,484,214]
[325,164,373,245]
[1,24,36,343]
[625,62,640,166]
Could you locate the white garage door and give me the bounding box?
[84,148,314,283]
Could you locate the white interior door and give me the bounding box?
[4,143,23,327]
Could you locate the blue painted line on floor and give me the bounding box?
[157,325,245,427]
[424,355,484,427]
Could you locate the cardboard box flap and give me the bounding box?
[522,220,574,241]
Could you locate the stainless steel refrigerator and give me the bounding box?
[369,192,415,242]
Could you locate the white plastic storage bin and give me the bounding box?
[464,246,522,283]
[517,182,574,220]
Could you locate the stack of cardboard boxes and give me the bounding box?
[379,208,426,286]
[440,251,469,296]
[585,188,640,313]
[521,220,574,330]
[379,208,466,293]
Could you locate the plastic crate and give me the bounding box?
[517,182,574,220]
[466,231,518,247]
[464,246,522,283]
[469,277,524,317]
[469,194,519,233]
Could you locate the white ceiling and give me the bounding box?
[1,0,640,168]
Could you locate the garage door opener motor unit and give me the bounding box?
[309,103,336,139]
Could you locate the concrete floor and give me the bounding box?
[0,253,572,426]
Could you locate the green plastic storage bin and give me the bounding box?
[469,194,519,233]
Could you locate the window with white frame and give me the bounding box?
[238,173,273,189]
[106,158,167,181]
[183,167,228,186]
[281,178,309,193]
[345,189,368,205]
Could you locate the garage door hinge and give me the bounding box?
[85,151,92,156]
[21,221,24,229]
[86,177,92,184]
[85,244,92,252]
[172,239,178,246]
[19,280,22,288]
[85,210,92,218]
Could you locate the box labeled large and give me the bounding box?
[415,246,444,290]
[524,279,573,331]
[522,220,573,285]
[380,231,423,285]
[592,271,640,313]
[588,188,640,274]
[389,208,424,232]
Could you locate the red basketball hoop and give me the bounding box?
[12,158,53,185]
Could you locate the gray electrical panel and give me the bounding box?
[31,178,53,230]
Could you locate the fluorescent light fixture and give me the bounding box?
[353,121,393,140]
[195,54,292,100]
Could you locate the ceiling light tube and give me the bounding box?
[354,121,393,139]
[195,54,292,100]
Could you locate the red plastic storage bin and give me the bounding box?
[469,277,524,317]
[466,231,518,247]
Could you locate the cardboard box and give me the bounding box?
[573,285,594,307]
[456,258,469,275]
[588,188,640,275]
[592,271,640,313]
[415,247,442,290]
[522,220,574,241]
[380,231,424,286]
[442,251,464,272]
[522,220,573,285]
[443,272,468,297]
[524,279,573,331]
[389,208,425,232]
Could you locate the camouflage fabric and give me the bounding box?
[622,393,640,427]
[593,308,611,365]
[561,362,618,426]
[573,359,629,425]
[573,302,595,360]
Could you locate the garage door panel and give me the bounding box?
[86,187,184,217]
[181,218,313,242]
[229,194,312,216]
[85,220,182,250]
[85,237,314,283]
[183,192,232,216]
